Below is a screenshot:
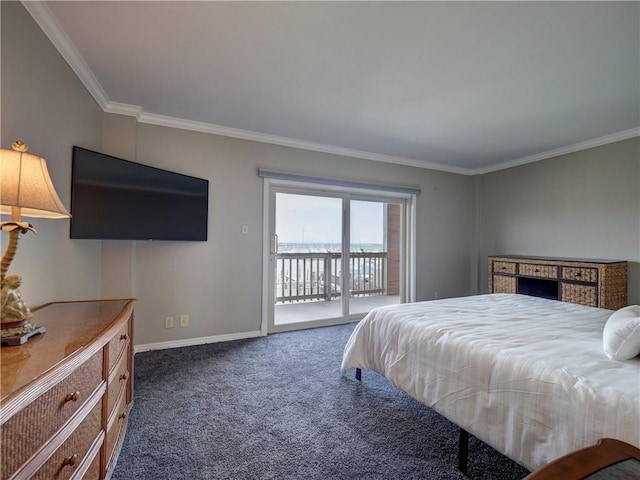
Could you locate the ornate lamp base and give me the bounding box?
[0,323,46,346]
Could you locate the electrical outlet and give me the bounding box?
[165,316,174,329]
[433,292,440,300]
[179,314,189,327]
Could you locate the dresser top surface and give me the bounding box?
[489,255,626,264]
[0,299,134,401]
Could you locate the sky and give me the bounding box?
[276,193,384,244]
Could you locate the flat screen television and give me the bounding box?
[70,146,209,241]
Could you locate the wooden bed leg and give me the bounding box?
[355,368,362,381]
[458,428,469,474]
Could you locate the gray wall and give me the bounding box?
[476,137,640,304]
[101,118,473,346]
[1,2,104,305]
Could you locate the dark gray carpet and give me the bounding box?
[112,323,530,479]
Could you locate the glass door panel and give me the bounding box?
[349,200,403,316]
[273,192,344,327]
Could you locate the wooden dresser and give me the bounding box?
[488,256,627,310]
[0,299,135,480]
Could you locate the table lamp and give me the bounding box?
[1,141,70,345]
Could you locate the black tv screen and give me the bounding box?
[70,146,208,241]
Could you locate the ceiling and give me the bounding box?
[26,1,640,174]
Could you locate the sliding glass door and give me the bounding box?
[264,183,411,334]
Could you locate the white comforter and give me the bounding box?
[341,294,640,470]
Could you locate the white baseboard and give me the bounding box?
[134,330,264,354]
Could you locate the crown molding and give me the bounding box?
[101,106,640,176]
[23,2,640,177]
[472,127,640,175]
[104,102,144,119]
[21,1,110,109]
[134,108,472,175]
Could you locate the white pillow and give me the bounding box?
[603,305,640,360]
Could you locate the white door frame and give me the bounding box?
[261,177,416,335]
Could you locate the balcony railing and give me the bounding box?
[276,251,387,304]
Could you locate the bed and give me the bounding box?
[340,294,640,471]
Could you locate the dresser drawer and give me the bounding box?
[79,444,102,480]
[562,267,598,283]
[31,398,102,480]
[106,389,128,465]
[0,350,103,476]
[107,348,130,415]
[493,261,516,274]
[562,283,598,307]
[108,320,131,372]
[519,263,558,279]
[493,275,516,294]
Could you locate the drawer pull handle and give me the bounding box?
[501,266,506,270]
[64,391,80,403]
[575,272,582,277]
[119,411,127,420]
[120,372,129,381]
[62,454,78,467]
[534,269,540,273]
[120,333,129,341]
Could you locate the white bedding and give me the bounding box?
[341,294,640,470]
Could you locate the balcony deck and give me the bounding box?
[275,294,400,325]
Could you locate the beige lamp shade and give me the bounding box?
[0,142,70,219]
